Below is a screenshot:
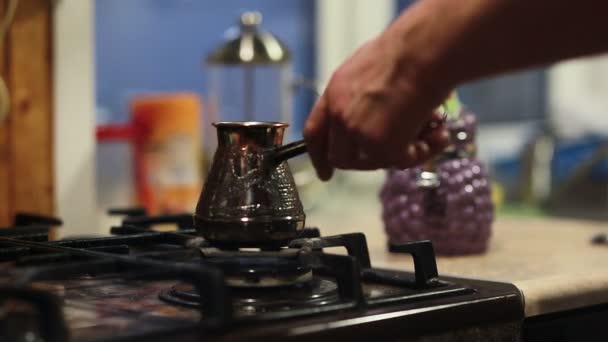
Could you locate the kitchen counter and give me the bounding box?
[305,176,608,318]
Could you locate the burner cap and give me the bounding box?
[199,247,312,288]
[226,270,313,288]
[159,279,339,317]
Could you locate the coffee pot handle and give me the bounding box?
[267,78,316,167]
[270,140,308,167]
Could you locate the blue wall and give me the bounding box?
[396,0,414,10]
[95,0,316,134]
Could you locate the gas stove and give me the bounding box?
[0,210,523,341]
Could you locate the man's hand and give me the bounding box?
[303,32,450,181]
[304,0,608,182]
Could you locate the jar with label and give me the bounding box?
[130,93,203,214]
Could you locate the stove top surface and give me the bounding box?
[0,210,524,341]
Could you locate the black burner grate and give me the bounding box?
[0,209,475,342]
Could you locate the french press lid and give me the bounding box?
[206,11,291,65]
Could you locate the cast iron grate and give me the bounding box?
[0,209,473,342]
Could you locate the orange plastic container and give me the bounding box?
[97,92,203,215]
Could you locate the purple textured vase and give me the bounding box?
[380,110,494,255]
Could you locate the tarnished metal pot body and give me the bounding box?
[195,122,305,247]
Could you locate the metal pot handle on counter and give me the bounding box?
[195,121,308,249]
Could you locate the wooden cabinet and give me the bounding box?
[0,0,54,226]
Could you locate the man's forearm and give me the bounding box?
[389,0,608,88]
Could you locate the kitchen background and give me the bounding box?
[45,0,608,236]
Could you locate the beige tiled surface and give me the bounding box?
[306,189,608,317]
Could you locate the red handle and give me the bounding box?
[96,124,137,142]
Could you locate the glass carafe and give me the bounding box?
[203,11,296,173]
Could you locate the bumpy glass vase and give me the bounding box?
[380,97,494,255]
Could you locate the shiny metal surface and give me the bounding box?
[206,11,291,65]
[415,108,477,188]
[195,216,305,248]
[195,122,306,247]
[416,171,440,188]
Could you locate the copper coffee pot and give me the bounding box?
[195,122,307,248]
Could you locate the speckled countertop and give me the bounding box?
[304,173,608,317]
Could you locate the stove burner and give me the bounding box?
[159,279,339,316]
[199,247,312,288]
[226,270,313,288]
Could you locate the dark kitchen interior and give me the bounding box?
[2,0,608,341]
